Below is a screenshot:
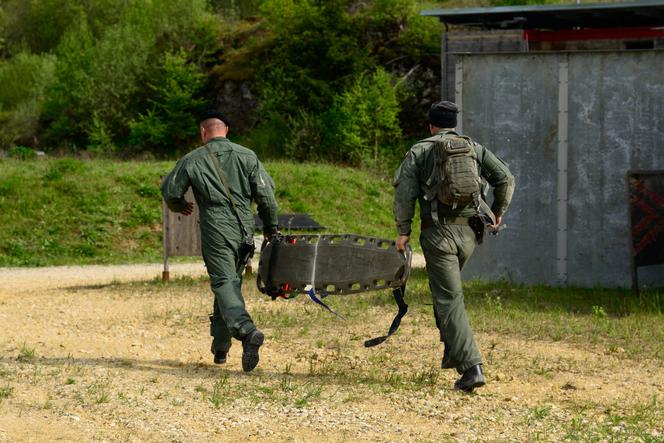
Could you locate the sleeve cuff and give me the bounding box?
[397,223,412,236]
[263,225,279,236]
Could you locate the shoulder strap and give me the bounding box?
[205,145,247,237]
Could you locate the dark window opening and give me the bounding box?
[625,40,655,50]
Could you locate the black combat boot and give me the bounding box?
[210,343,228,364]
[454,364,486,392]
[241,329,264,372]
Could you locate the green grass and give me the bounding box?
[563,397,662,442]
[0,158,409,266]
[0,158,171,266]
[0,386,14,401]
[461,278,664,360]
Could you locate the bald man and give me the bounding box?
[161,110,279,372]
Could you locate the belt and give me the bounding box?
[421,216,470,230]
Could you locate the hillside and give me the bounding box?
[0,158,419,266]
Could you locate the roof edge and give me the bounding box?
[421,0,664,18]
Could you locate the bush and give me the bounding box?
[256,0,372,116]
[128,51,206,155]
[323,68,403,167]
[248,0,437,165]
[7,146,36,160]
[41,0,219,152]
[0,52,55,148]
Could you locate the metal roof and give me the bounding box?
[421,0,664,30]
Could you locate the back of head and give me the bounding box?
[199,110,231,128]
[199,109,230,141]
[428,101,458,129]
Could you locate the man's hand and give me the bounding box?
[489,215,502,230]
[263,227,281,241]
[264,231,281,241]
[395,234,410,252]
[179,201,194,216]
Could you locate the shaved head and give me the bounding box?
[200,118,226,131]
[200,118,229,143]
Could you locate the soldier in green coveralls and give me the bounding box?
[161,110,279,372]
[393,101,514,392]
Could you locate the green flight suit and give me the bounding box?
[161,137,279,354]
[393,129,514,374]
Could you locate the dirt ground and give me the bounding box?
[0,262,662,442]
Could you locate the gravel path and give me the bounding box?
[2,256,660,442]
[0,253,426,294]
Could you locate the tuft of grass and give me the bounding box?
[209,374,229,408]
[0,386,14,401]
[16,343,36,362]
[293,383,323,408]
[87,381,111,404]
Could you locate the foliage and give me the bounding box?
[0,0,444,158]
[322,68,403,168]
[0,0,126,56]
[249,0,438,166]
[0,0,219,153]
[128,51,207,154]
[0,52,55,148]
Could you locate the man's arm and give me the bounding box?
[160,159,193,214]
[477,144,515,222]
[250,158,279,236]
[393,150,420,251]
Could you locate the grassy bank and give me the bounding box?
[0,158,412,266]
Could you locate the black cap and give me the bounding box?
[198,109,230,127]
[428,101,458,128]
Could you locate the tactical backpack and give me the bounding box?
[423,132,482,210]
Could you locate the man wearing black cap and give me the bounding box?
[393,101,514,392]
[161,110,279,372]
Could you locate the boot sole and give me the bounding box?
[455,379,486,393]
[242,330,264,372]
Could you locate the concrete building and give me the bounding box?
[422,1,664,288]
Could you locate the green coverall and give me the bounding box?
[393,130,514,374]
[161,137,278,354]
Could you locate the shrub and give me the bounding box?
[323,68,402,167]
[257,0,372,117]
[128,51,206,155]
[0,52,56,148]
[41,0,219,152]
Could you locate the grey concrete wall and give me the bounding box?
[442,30,523,100]
[458,51,664,287]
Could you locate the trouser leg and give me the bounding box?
[210,275,256,339]
[210,299,232,353]
[203,238,256,343]
[421,224,482,374]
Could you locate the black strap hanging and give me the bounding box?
[364,284,408,347]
